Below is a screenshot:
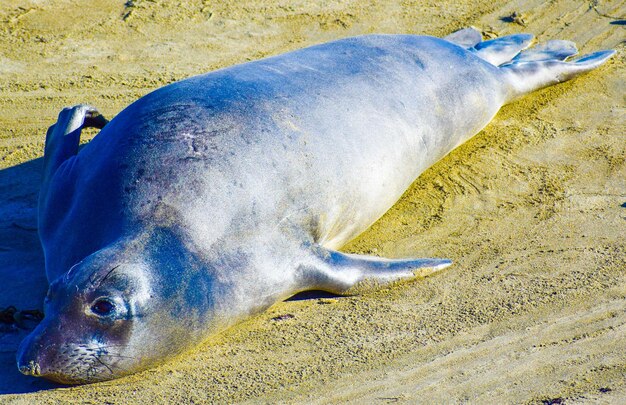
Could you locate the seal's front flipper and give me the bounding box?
[40,105,108,215]
[43,105,108,179]
[298,246,452,294]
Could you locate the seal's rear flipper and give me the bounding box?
[444,27,483,49]
[299,246,452,294]
[471,34,534,66]
[501,49,615,102]
[40,105,108,215]
[509,40,578,63]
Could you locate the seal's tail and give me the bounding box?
[444,28,615,103]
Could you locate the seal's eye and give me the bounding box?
[91,299,115,316]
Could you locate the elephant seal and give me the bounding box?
[17,28,613,384]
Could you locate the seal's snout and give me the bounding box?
[16,326,48,379]
[16,339,42,378]
[18,360,41,376]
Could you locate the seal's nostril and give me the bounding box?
[18,360,41,376]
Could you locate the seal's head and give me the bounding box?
[17,230,220,384]
[16,252,156,384]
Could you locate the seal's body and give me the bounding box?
[17,30,613,383]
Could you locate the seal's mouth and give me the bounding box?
[16,325,125,385]
[19,369,103,385]
[17,347,123,385]
[18,364,97,385]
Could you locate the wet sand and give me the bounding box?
[0,0,624,403]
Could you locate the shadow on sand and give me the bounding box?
[0,157,63,394]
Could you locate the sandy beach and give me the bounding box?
[0,0,624,403]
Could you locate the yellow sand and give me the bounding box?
[0,0,624,403]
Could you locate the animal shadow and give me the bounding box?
[0,157,62,394]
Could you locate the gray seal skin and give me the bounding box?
[16,28,613,384]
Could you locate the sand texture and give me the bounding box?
[0,0,624,403]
